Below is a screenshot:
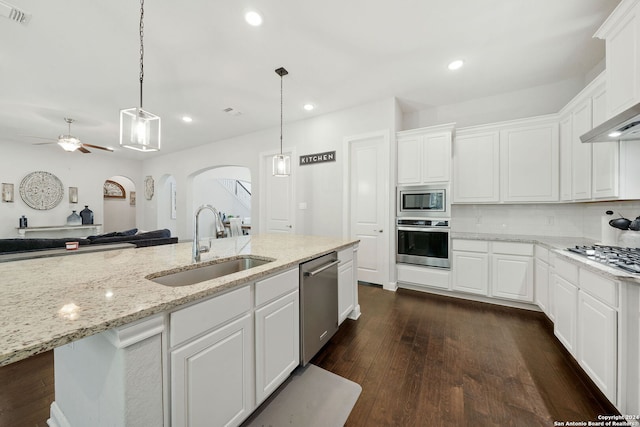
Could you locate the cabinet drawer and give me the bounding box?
[452,239,489,252]
[493,242,534,256]
[555,258,579,283]
[338,248,353,263]
[255,268,299,307]
[170,285,251,347]
[535,245,549,263]
[579,269,618,308]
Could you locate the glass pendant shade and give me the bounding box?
[272,153,291,177]
[119,107,161,152]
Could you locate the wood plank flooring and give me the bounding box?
[0,283,616,426]
[312,284,616,427]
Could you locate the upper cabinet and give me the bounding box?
[397,124,453,185]
[453,116,558,203]
[594,0,640,118]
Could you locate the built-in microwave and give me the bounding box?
[397,185,449,218]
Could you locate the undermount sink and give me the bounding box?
[148,256,273,287]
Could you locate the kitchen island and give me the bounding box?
[0,234,359,426]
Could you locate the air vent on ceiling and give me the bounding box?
[0,1,31,25]
[223,107,242,116]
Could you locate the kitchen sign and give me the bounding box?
[299,150,336,166]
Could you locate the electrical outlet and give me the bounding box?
[547,216,555,225]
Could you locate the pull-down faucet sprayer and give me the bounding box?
[193,205,225,262]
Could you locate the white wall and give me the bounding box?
[0,141,142,238]
[402,77,586,130]
[141,98,396,241]
[103,176,136,233]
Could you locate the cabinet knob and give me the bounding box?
[374,229,383,233]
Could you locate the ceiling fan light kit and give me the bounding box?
[273,66,291,177]
[120,0,161,153]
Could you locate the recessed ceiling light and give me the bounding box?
[448,59,464,71]
[245,10,263,26]
[303,103,315,111]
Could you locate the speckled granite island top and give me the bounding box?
[0,234,358,367]
[451,231,640,285]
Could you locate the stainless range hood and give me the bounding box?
[581,102,640,143]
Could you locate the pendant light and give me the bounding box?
[273,67,291,177]
[119,0,161,152]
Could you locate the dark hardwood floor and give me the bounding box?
[0,350,53,427]
[312,284,616,427]
[0,284,616,427]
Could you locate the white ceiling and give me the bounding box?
[0,0,621,159]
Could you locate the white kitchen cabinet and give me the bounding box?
[338,248,356,324]
[559,114,573,201]
[255,290,299,405]
[499,119,559,202]
[571,98,593,200]
[397,124,453,185]
[254,268,300,405]
[553,274,578,356]
[595,0,640,118]
[451,240,489,295]
[534,246,550,315]
[171,313,253,427]
[578,290,617,403]
[490,242,534,303]
[452,130,500,203]
[591,82,621,199]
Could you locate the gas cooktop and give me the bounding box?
[567,245,640,274]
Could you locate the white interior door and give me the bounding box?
[261,150,295,233]
[345,131,390,287]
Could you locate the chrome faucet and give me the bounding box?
[193,204,225,262]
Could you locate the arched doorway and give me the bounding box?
[102,175,136,233]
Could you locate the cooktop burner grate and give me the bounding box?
[567,245,640,274]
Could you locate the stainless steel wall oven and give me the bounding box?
[396,218,450,268]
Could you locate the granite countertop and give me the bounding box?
[451,232,640,284]
[0,234,357,367]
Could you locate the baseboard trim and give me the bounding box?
[48,402,71,427]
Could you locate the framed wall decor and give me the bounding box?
[145,176,154,200]
[69,187,78,203]
[130,191,136,206]
[19,171,64,210]
[2,183,14,202]
[103,180,126,199]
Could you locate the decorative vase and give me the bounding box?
[80,205,93,225]
[19,215,28,229]
[66,210,82,226]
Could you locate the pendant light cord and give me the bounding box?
[139,0,145,109]
[280,74,283,155]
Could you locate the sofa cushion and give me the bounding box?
[0,238,91,254]
[88,229,171,244]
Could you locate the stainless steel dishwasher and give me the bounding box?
[299,252,340,366]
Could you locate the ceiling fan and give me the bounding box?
[33,118,114,153]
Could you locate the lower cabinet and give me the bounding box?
[338,248,355,324]
[534,246,550,315]
[451,239,534,303]
[170,267,300,427]
[255,289,299,405]
[451,240,489,295]
[552,274,578,356]
[171,313,253,427]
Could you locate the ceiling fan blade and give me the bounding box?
[78,146,91,154]
[24,135,55,141]
[82,143,114,152]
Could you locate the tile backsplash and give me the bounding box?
[452,201,640,242]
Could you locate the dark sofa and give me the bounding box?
[0,228,178,254]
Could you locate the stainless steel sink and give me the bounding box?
[148,256,273,287]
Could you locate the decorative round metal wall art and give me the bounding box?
[19,171,64,210]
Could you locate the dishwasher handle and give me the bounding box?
[303,259,340,277]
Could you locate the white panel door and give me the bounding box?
[423,133,451,183]
[535,259,550,315]
[559,114,573,201]
[591,84,620,199]
[348,132,389,286]
[606,10,640,117]
[262,151,294,233]
[491,254,534,302]
[451,251,489,295]
[553,275,578,356]
[397,134,422,184]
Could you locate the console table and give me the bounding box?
[16,225,102,238]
